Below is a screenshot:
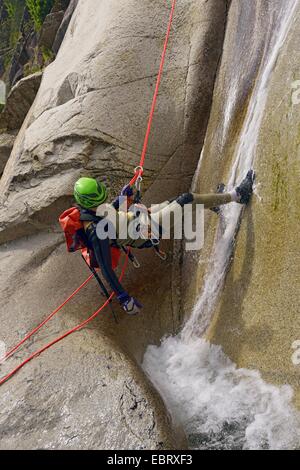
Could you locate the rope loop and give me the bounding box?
[134,165,144,174]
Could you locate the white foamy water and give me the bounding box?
[143,337,300,450]
[143,0,300,450]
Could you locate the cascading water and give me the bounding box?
[143,0,300,450]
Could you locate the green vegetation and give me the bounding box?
[25,0,54,31]
[0,0,60,88]
[23,62,42,77]
[3,0,17,20]
[0,1,25,77]
[41,45,54,64]
[23,44,53,77]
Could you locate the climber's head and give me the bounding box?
[74,177,108,209]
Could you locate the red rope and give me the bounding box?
[0,275,94,364]
[129,0,177,187]
[0,255,129,386]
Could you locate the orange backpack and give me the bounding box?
[59,207,121,270]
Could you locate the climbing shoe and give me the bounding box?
[210,183,226,214]
[118,293,142,316]
[235,170,255,205]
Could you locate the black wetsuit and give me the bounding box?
[79,207,127,298]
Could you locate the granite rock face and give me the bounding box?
[0,0,227,449]
[0,72,43,131]
[53,0,79,54]
[0,0,227,244]
[39,11,65,50]
[0,132,15,173]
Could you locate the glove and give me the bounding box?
[120,184,134,198]
[118,293,142,315]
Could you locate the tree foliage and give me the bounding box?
[3,0,16,20]
[25,0,54,31]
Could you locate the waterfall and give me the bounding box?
[143,0,300,450]
[183,0,299,339]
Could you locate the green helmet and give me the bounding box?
[74,177,108,208]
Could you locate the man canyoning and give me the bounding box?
[60,170,255,316]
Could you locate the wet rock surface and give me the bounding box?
[183,0,300,408]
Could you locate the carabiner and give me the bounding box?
[154,247,167,261]
[135,175,143,192]
[132,257,141,269]
[134,170,143,204]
